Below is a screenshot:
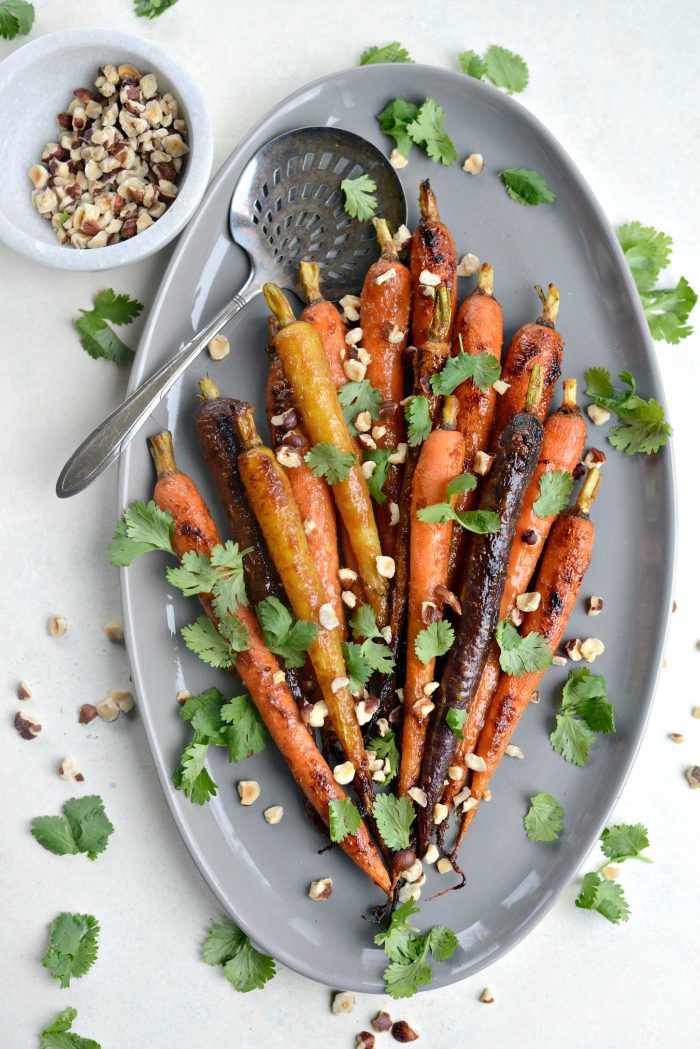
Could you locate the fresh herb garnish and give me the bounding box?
[360,41,414,65]
[617,222,673,292]
[549,667,615,766]
[31,796,114,861]
[134,0,178,16]
[167,540,249,619]
[41,1008,101,1049]
[0,0,34,40]
[373,793,415,851]
[341,174,378,222]
[459,45,529,94]
[342,605,395,691]
[180,616,239,669]
[367,729,400,784]
[584,366,672,455]
[446,472,477,499]
[430,345,501,395]
[328,797,363,842]
[374,900,458,998]
[523,793,564,842]
[42,913,99,989]
[406,98,458,166]
[533,469,573,518]
[617,221,696,343]
[363,448,392,503]
[338,378,382,434]
[404,395,432,446]
[202,921,276,992]
[575,823,651,923]
[414,620,455,665]
[256,596,318,668]
[305,442,356,484]
[74,289,143,366]
[446,707,467,739]
[499,168,555,207]
[376,99,421,158]
[109,499,175,565]
[417,498,500,535]
[494,620,552,677]
[641,278,697,344]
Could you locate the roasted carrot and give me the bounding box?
[500,377,587,617]
[409,180,458,349]
[417,366,545,853]
[399,397,466,798]
[264,283,389,628]
[148,430,390,894]
[299,260,347,389]
[454,467,601,852]
[265,340,344,634]
[493,284,563,436]
[360,217,411,558]
[232,404,376,817]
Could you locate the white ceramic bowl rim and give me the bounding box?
[0,27,213,270]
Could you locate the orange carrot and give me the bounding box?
[409,180,458,349]
[300,261,348,389]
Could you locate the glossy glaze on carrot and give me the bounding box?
[409,180,458,349]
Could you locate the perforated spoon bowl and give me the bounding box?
[56,126,406,498]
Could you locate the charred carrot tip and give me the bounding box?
[418,179,440,221]
[234,407,261,451]
[441,394,459,430]
[372,216,396,258]
[198,374,221,401]
[263,283,296,328]
[299,260,322,304]
[525,362,544,409]
[561,377,578,408]
[575,466,601,514]
[535,283,560,327]
[148,430,177,478]
[477,263,494,296]
[427,285,452,342]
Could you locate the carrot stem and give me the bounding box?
[234,408,263,452]
[264,283,296,328]
[372,216,397,259]
[299,261,322,305]
[198,375,221,401]
[575,466,601,515]
[535,283,560,327]
[477,263,494,297]
[418,179,440,221]
[561,377,577,408]
[148,431,177,478]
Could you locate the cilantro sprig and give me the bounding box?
[414,619,455,665]
[0,0,34,40]
[74,289,143,366]
[584,366,672,456]
[42,913,99,989]
[329,798,363,842]
[417,472,500,536]
[202,921,276,992]
[360,41,414,65]
[524,793,564,842]
[305,442,356,484]
[404,395,432,446]
[617,221,696,343]
[41,1008,101,1049]
[363,448,392,503]
[338,378,382,434]
[256,596,317,668]
[373,792,415,851]
[374,900,458,998]
[367,729,400,784]
[31,796,114,861]
[342,605,395,691]
[446,708,467,739]
[109,499,175,566]
[376,97,457,164]
[459,45,529,94]
[550,667,615,766]
[167,540,249,619]
[499,168,555,207]
[341,174,378,222]
[533,469,573,518]
[495,620,552,677]
[430,341,501,395]
[134,0,178,15]
[575,823,651,923]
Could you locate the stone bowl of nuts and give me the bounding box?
[0,27,213,270]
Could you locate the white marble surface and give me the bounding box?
[2,2,699,1046]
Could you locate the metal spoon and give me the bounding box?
[56,125,406,498]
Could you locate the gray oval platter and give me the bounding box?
[117,64,675,992]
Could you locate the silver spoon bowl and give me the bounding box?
[56,126,406,498]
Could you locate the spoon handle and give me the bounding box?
[56,286,258,498]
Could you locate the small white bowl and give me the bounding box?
[0,27,213,270]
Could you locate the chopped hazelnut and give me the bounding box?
[17,681,33,701]
[408,786,427,808]
[419,269,441,287]
[436,857,453,874]
[692,707,700,720]
[308,700,329,728]
[331,677,349,694]
[552,655,568,667]
[462,153,484,174]
[493,379,510,395]
[587,596,604,616]
[372,424,387,440]
[397,882,421,903]
[473,450,493,476]
[331,991,355,1014]
[423,681,439,697]
[342,590,357,609]
[602,864,621,880]
[381,626,392,643]
[333,760,355,785]
[453,786,471,806]
[96,697,121,722]
[392,1020,419,1042]
[376,718,390,738]
[237,780,260,805]
[505,744,524,759]
[509,607,524,627]
[14,711,42,739]
[272,670,286,686]
[263,805,284,825]
[48,615,67,637]
[389,148,409,170]
[584,448,607,469]
[447,765,463,780]
[393,224,411,251]
[483,789,492,801]
[421,600,439,624]
[564,638,583,661]
[344,358,367,382]
[207,334,230,361]
[275,446,303,469]
[376,555,396,579]
[465,753,487,772]
[479,987,495,1004]
[587,404,610,425]
[79,704,98,724]
[303,517,316,534]
[402,858,424,883]
[388,443,408,465]
[372,1011,393,1033]
[356,1033,376,1049]
[355,410,373,433]
[338,567,358,586]
[356,697,379,725]
[319,602,340,630]
[412,698,435,719]
[580,637,605,662]
[387,324,405,345]
[685,766,700,790]
[104,620,124,642]
[375,267,397,286]
[516,591,541,613]
[109,689,133,712]
[433,802,448,825]
[345,326,363,346]
[457,253,480,278]
[309,877,333,901]
[422,843,439,864]
[176,689,191,706]
[59,757,80,781]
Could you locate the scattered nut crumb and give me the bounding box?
[372,1011,393,1033]
[436,857,453,875]
[462,152,484,174]
[552,654,568,667]
[338,567,358,586]
[509,607,524,627]
[48,615,67,637]
[176,689,191,705]
[309,877,333,900]
[375,268,397,286]
[59,757,83,781]
[356,1033,376,1049]
[376,555,396,579]
[388,443,408,465]
[319,602,340,630]
[422,843,439,864]
[433,802,448,825]
[397,882,421,903]
[393,224,411,252]
[453,786,471,806]
[402,858,424,883]
[407,786,427,808]
[692,707,700,719]
[419,269,441,288]
[238,780,260,805]
[564,639,583,661]
[103,620,124,642]
[207,335,230,361]
[376,717,390,737]
[447,765,463,781]
[473,450,493,476]
[331,676,349,694]
[14,711,42,739]
[587,404,610,426]
[331,991,355,1014]
[602,865,621,880]
[493,379,510,395]
[344,358,367,382]
[263,805,283,825]
[685,766,700,790]
[308,700,328,728]
[109,689,133,712]
[479,987,495,1004]
[345,326,363,346]
[275,445,303,469]
[587,596,604,616]
[516,591,541,613]
[333,760,355,785]
[457,253,480,278]
[391,1020,419,1042]
[583,448,607,469]
[669,732,685,743]
[17,681,33,701]
[465,753,487,772]
[389,148,408,170]
[483,789,492,801]
[96,697,121,722]
[79,703,98,724]
[505,744,524,759]
[580,637,605,662]
[272,670,285,685]
[530,690,540,705]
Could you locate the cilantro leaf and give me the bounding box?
[74,310,134,366]
[363,448,392,503]
[220,693,267,763]
[367,729,400,784]
[338,378,382,434]
[134,0,178,16]
[640,277,697,344]
[41,1008,101,1049]
[550,711,596,766]
[42,913,99,989]
[406,98,458,166]
[342,641,373,693]
[328,798,362,842]
[305,442,355,484]
[384,951,433,999]
[202,921,275,992]
[562,667,615,734]
[349,603,383,642]
[181,616,235,670]
[405,395,432,446]
[91,289,144,325]
[360,41,414,65]
[416,500,500,534]
[374,899,421,962]
[495,620,552,677]
[523,793,564,842]
[415,620,455,665]
[427,925,458,961]
[179,687,228,744]
[256,596,318,669]
[446,472,477,500]
[584,366,672,454]
[446,707,467,739]
[174,741,218,804]
[347,605,395,676]
[459,49,486,78]
[202,922,246,965]
[30,816,79,857]
[209,541,250,615]
[32,796,114,861]
[575,872,630,924]
[484,45,529,93]
[0,0,34,40]
[167,550,218,598]
[375,901,458,998]
[109,499,175,566]
[617,221,673,293]
[376,98,421,158]
[373,793,415,851]
[218,614,250,653]
[500,168,555,207]
[431,346,501,396]
[341,174,378,222]
[600,823,650,864]
[533,469,573,518]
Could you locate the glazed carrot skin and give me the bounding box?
[299,261,347,389]
[409,180,458,349]
[399,398,466,798]
[233,405,376,818]
[361,218,411,558]
[493,284,563,437]
[264,284,389,628]
[417,368,545,853]
[148,431,390,894]
[500,378,587,618]
[266,348,344,635]
[455,468,601,851]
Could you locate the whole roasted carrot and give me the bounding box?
[265,340,344,634]
[299,261,347,389]
[264,283,389,627]
[500,377,587,617]
[399,397,466,798]
[360,217,411,558]
[148,431,390,894]
[493,284,563,436]
[232,404,376,817]
[417,366,545,853]
[409,180,458,349]
[454,467,601,852]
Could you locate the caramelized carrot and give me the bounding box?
[409,180,458,349]
[360,218,411,557]
[148,431,390,894]
[493,284,563,436]
[454,467,601,853]
[299,261,347,389]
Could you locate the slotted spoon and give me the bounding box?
[56,126,406,497]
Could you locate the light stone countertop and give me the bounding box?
[2,2,699,1046]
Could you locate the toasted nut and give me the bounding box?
[104,620,124,642]
[176,689,191,706]
[109,689,133,713]
[372,1011,393,1033]
[356,1033,376,1049]
[421,844,439,865]
[420,285,435,300]
[375,267,397,286]
[483,789,492,801]
[436,857,453,875]
[208,334,230,361]
[408,786,427,808]
[463,152,484,175]
[48,615,67,637]
[685,766,700,790]
[341,590,357,610]
[433,802,448,825]
[397,882,421,903]
[345,326,364,346]
[465,753,487,772]
[272,670,285,685]
[381,626,392,643]
[331,677,349,695]
[447,765,463,780]
[354,410,373,433]
[319,602,340,630]
[303,517,316,534]
[457,253,480,277]
[453,786,471,807]
[361,460,376,479]
[584,448,607,469]
[505,744,524,759]
[402,858,424,884]
[308,877,333,901]
[264,805,284,825]
[587,404,610,425]
[356,697,379,725]
[580,637,605,662]
[337,569,358,590]
[385,501,400,528]
[412,698,435,720]
[332,991,355,1014]
[493,379,511,395]
[516,591,541,613]
[587,595,604,616]
[387,324,405,345]
[473,450,493,476]
[96,697,121,722]
[307,700,328,728]
[333,761,355,785]
[480,987,495,1004]
[564,638,583,661]
[419,268,441,287]
[371,425,388,442]
[512,605,525,625]
[14,711,42,739]
[28,164,50,189]
[423,681,439,697]
[79,704,98,724]
[59,757,81,781]
[388,443,408,465]
[692,707,700,719]
[344,358,367,382]
[392,1020,419,1042]
[275,446,303,469]
[238,780,260,805]
[376,555,396,579]
[17,681,33,701]
[552,654,568,666]
[389,147,409,170]
[601,864,621,880]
